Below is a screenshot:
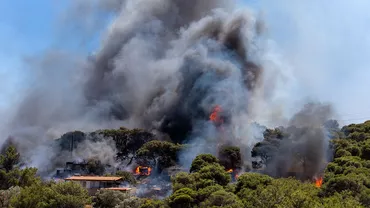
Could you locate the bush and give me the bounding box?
[199,190,243,208]
[168,188,197,208]
[335,149,351,158]
[93,189,129,208]
[235,173,272,194]
[0,186,20,208]
[197,164,231,187]
[190,154,220,173]
[115,171,137,185]
[10,182,91,208]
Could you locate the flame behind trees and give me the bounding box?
[134,166,152,176]
[209,105,223,124]
[315,177,323,188]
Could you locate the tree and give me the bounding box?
[0,145,20,172]
[251,140,279,166]
[136,140,184,172]
[98,128,156,164]
[115,196,143,208]
[9,183,50,208]
[0,146,39,190]
[93,189,130,208]
[324,120,340,130]
[239,178,321,208]
[0,186,20,208]
[197,164,231,187]
[87,159,105,175]
[190,154,220,173]
[199,190,243,208]
[57,131,86,151]
[322,191,364,208]
[218,146,242,170]
[171,172,197,192]
[361,142,370,160]
[10,181,91,208]
[325,162,343,175]
[322,175,365,197]
[263,128,286,140]
[196,185,224,203]
[50,181,92,207]
[168,188,197,208]
[235,172,272,194]
[139,199,166,208]
[115,171,137,185]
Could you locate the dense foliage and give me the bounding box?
[322,121,370,207]
[1,120,370,207]
[0,145,91,208]
[10,181,91,208]
[136,140,185,172]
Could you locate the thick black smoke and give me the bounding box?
[78,0,264,146]
[1,0,334,180]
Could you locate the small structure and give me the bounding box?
[54,161,88,179]
[65,176,123,195]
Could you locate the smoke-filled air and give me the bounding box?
[1,0,333,178]
[4,0,361,205]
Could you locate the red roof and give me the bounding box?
[65,176,123,181]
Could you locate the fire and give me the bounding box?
[209,105,223,123]
[134,166,152,176]
[315,177,323,188]
[227,169,240,181]
[135,166,140,174]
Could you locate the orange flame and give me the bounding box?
[315,177,323,188]
[210,105,223,123]
[135,166,140,174]
[134,166,152,176]
[227,169,233,173]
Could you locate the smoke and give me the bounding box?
[261,103,333,180]
[70,136,118,166]
[1,0,336,180]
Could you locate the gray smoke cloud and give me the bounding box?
[1,0,334,179]
[256,103,333,180]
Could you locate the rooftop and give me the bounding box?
[65,176,123,181]
[102,187,132,191]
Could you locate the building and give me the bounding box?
[54,161,89,179]
[65,176,124,195]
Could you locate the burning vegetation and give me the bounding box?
[1,0,370,207]
[134,166,152,176]
[314,176,323,188]
[209,105,224,124]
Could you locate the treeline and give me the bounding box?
[1,120,370,207]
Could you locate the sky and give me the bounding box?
[1,0,370,125]
[254,0,370,124]
[0,0,56,107]
[0,0,103,109]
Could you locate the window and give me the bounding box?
[93,181,100,188]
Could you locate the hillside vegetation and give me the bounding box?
[1,121,370,207]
